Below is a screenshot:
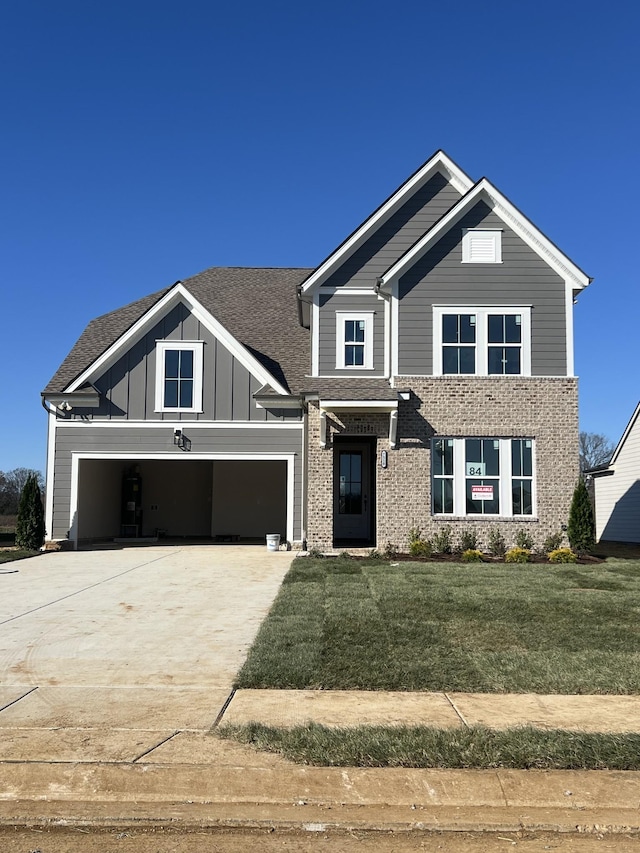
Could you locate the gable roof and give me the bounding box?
[380,178,591,291]
[44,267,312,396]
[604,401,640,469]
[299,150,473,295]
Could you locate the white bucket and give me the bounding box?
[266,534,281,551]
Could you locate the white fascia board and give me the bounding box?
[45,410,56,540]
[65,282,289,397]
[609,401,640,466]
[320,400,398,413]
[300,152,473,295]
[381,180,591,292]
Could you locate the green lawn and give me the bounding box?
[236,556,640,694]
[0,549,39,564]
[218,723,640,769]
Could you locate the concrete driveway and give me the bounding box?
[0,545,292,762]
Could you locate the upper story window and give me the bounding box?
[462,229,502,263]
[155,341,204,412]
[432,437,534,517]
[433,307,531,376]
[336,311,374,370]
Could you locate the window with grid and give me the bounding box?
[155,341,204,412]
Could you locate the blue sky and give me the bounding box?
[1,0,638,473]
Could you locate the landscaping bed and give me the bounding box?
[236,556,640,694]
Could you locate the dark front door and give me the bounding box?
[333,440,375,546]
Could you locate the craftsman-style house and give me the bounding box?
[42,151,590,551]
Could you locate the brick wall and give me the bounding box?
[306,377,579,552]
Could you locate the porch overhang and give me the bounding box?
[317,399,399,450]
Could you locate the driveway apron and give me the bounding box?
[0,546,292,762]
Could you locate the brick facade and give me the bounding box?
[306,377,579,553]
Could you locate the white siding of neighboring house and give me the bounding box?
[594,406,640,543]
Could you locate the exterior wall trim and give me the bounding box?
[45,410,56,541]
[69,451,297,548]
[56,420,304,430]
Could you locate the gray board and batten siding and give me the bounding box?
[397,203,568,377]
[68,301,301,423]
[321,172,462,290]
[50,425,304,541]
[317,291,385,377]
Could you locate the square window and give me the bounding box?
[433,307,530,376]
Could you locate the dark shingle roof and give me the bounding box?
[43,267,313,395]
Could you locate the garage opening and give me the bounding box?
[76,458,287,544]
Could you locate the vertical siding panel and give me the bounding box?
[127,339,147,420]
[232,357,250,421]
[215,340,233,420]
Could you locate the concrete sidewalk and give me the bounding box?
[1,689,640,835]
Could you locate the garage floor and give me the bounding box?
[0,545,292,761]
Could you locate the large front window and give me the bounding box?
[155,341,204,412]
[434,307,531,376]
[432,437,534,517]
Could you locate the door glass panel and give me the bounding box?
[338,452,363,515]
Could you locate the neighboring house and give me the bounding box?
[589,402,640,543]
[42,150,591,551]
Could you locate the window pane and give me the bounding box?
[505,315,521,343]
[165,350,179,378]
[443,347,458,374]
[345,344,364,366]
[164,379,178,408]
[488,347,504,374]
[465,439,482,465]
[466,479,499,514]
[434,478,453,514]
[483,439,500,476]
[459,346,475,374]
[512,479,532,515]
[488,315,504,344]
[345,320,365,344]
[442,314,458,343]
[459,315,476,344]
[433,439,453,476]
[179,350,194,378]
[179,380,193,408]
[504,347,520,374]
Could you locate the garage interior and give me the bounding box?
[76,458,287,544]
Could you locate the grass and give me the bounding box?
[218,722,640,769]
[235,556,640,694]
[0,549,39,564]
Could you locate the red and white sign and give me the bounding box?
[471,485,494,501]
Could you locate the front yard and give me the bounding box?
[236,556,640,694]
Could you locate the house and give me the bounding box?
[42,151,591,552]
[589,402,640,543]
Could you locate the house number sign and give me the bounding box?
[466,463,486,476]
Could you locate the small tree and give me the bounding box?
[567,479,595,554]
[15,474,45,551]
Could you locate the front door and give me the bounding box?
[333,441,374,545]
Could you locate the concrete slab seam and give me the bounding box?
[0,686,39,714]
[444,692,469,728]
[211,688,236,729]
[131,731,181,763]
[0,551,180,626]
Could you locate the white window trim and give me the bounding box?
[432,437,536,518]
[433,306,531,376]
[335,311,374,370]
[155,340,204,413]
[462,228,503,264]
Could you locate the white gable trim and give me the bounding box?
[609,402,640,467]
[381,179,591,291]
[300,151,473,295]
[65,282,289,397]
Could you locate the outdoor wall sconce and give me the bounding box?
[173,428,190,451]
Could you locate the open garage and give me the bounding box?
[74,457,289,544]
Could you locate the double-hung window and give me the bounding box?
[434,307,530,376]
[155,341,204,413]
[432,437,534,517]
[336,312,374,370]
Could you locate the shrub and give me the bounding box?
[338,550,352,559]
[543,531,564,553]
[383,541,399,559]
[549,547,578,563]
[487,527,506,557]
[567,479,595,554]
[505,547,531,564]
[15,474,45,551]
[433,525,453,554]
[368,549,383,559]
[459,530,478,552]
[408,526,432,558]
[306,546,324,558]
[462,548,483,563]
[514,529,534,550]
